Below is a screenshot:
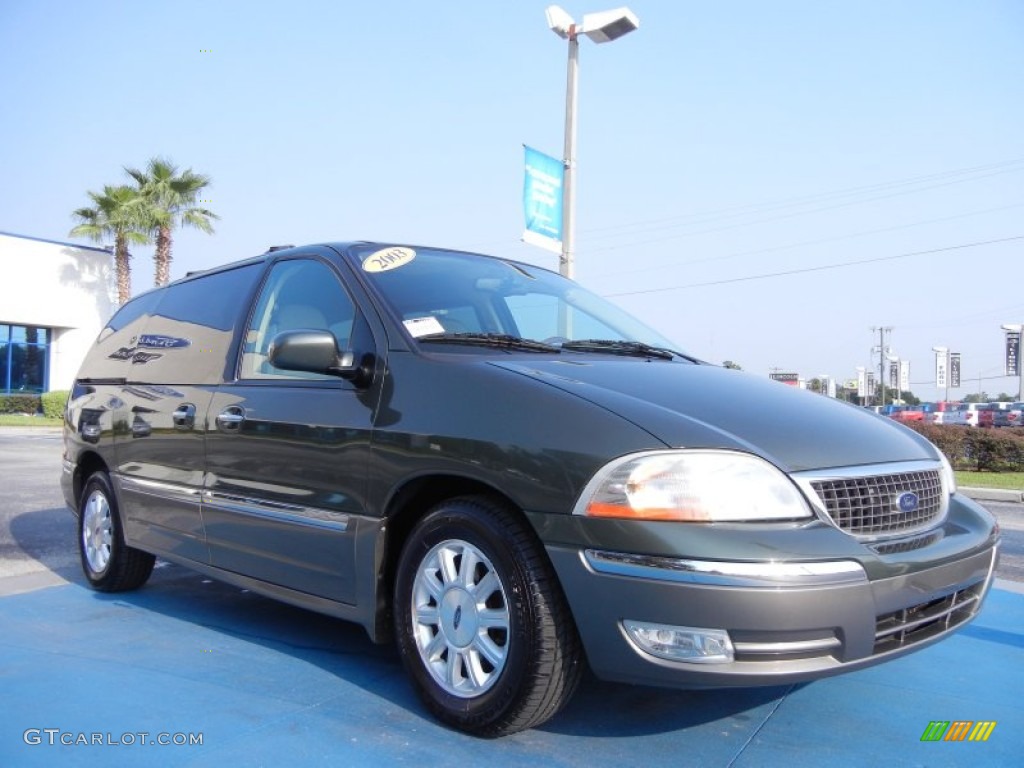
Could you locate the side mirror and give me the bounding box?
[268,330,358,379]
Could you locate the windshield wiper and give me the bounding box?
[418,333,560,353]
[559,339,686,361]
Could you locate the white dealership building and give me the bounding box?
[1,231,116,393]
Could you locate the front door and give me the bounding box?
[203,256,379,603]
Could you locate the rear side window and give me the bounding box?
[153,266,260,331]
[106,291,162,332]
[78,264,262,384]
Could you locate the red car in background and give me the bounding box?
[889,405,925,423]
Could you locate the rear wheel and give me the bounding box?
[78,472,155,592]
[394,496,583,736]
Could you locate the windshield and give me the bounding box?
[348,245,687,353]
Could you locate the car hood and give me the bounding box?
[491,359,937,472]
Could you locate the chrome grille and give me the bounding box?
[810,469,944,537]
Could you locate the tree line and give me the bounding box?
[70,157,218,304]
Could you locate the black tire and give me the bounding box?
[393,496,583,736]
[78,471,155,592]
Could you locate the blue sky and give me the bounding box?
[2,1,1022,400]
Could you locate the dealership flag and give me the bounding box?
[949,353,961,389]
[522,146,564,254]
[936,350,948,388]
[1007,332,1021,377]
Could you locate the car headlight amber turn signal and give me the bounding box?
[575,450,813,523]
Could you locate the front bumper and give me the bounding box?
[546,539,998,689]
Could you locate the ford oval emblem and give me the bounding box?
[897,492,920,513]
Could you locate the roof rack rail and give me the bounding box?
[266,244,294,252]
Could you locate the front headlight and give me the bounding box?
[938,450,957,495]
[574,450,813,522]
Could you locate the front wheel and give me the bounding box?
[78,472,155,592]
[394,496,583,736]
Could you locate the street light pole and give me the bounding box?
[545,5,639,280]
[561,31,579,280]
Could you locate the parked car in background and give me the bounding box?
[994,403,1024,428]
[923,401,956,425]
[978,402,1013,428]
[946,402,987,427]
[889,405,925,423]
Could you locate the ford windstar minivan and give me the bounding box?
[62,242,1000,736]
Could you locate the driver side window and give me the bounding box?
[240,259,356,380]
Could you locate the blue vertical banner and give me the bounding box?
[522,146,564,254]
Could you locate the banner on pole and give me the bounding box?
[1006,332,1021,377]
[935,350,948,388]
[522,146,564,254]
[949,353,961,389]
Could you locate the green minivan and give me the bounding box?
[63,242,999,736]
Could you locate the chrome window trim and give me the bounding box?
[583,549,867,588]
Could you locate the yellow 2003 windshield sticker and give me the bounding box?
[363,247,416,273]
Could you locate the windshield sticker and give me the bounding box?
[403,316,446,338]
[363,246,416,273]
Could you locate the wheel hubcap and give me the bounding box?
[82,490,113,574]
[411,539,510,698]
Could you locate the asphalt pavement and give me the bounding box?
[1,427,1022,766]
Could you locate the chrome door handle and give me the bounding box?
[216,406,246,432]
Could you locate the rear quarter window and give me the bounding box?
[78,264,263,384]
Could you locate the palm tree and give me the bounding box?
[126,157,218,286]
[70,185,151,304]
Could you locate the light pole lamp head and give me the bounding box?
[581,7,640,43]
[545,5,576,39]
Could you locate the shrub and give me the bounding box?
[0,394,41,414]
[902,421,1024,472]
[965,428,1024,472]
[40,390,70,419]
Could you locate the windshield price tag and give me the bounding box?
[403,316,446,338]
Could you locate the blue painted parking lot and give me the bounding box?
[1,561,1021,767]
